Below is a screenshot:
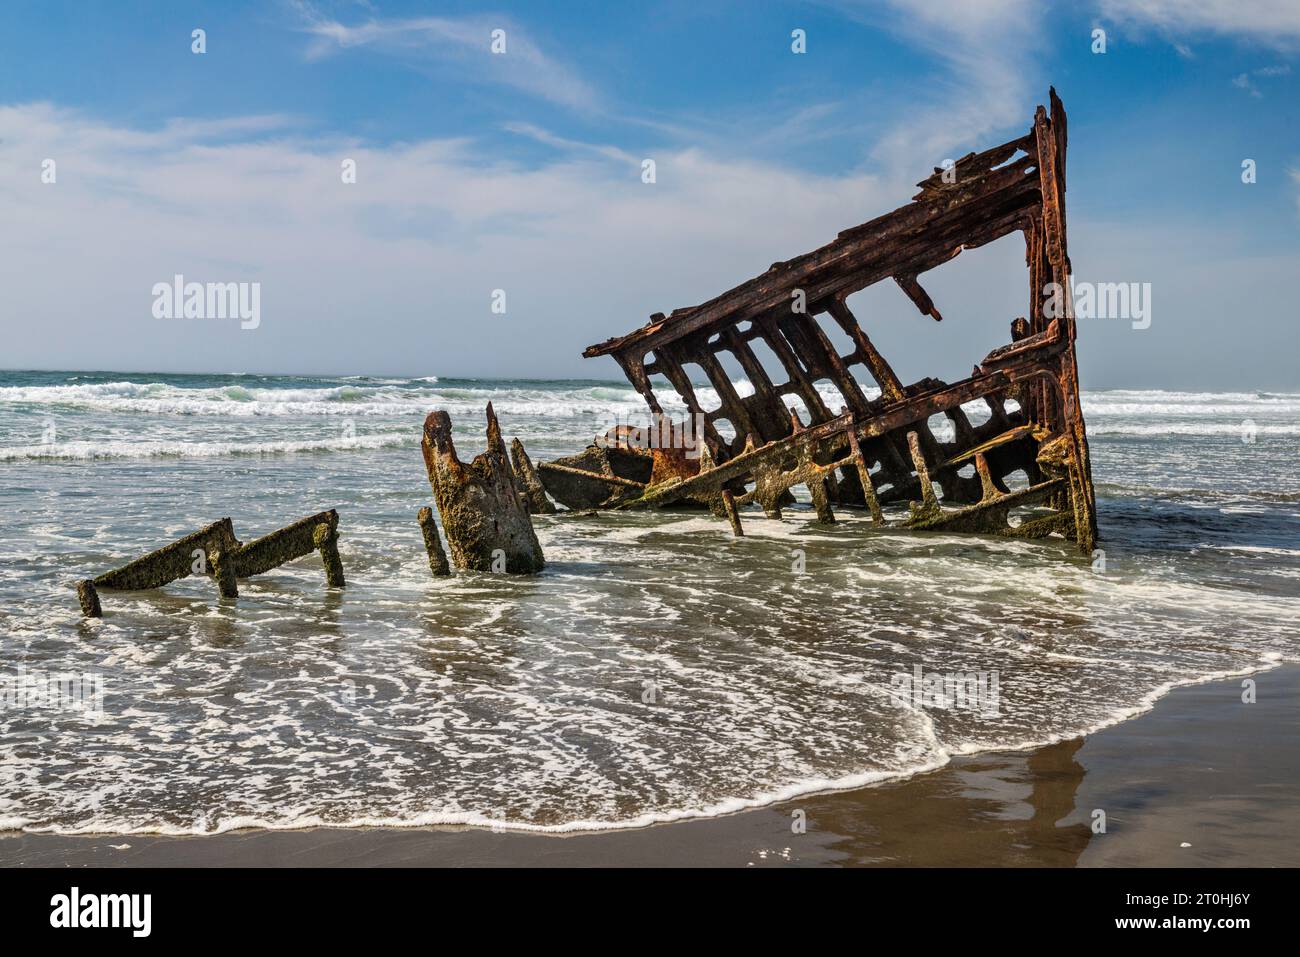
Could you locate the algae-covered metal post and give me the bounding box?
[580,89,1097,554]
[210,545,240,598]
[421,403,545,574]
[311,521,346,588]
[76,579,102,618]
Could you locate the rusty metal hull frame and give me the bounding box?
[583,89,1097,553]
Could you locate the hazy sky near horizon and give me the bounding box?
[1,0,1298,389]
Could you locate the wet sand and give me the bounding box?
[4,665,1297,867]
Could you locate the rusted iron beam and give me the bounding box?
[847,429,885,525]
[235,509,343,587]
[902,431,942,525]
[77,511,346,617]
[894,274,944,322]
[826,297,905,402]
[721,490,744,536]
[583,154,1040,360]
[536,443,651,510]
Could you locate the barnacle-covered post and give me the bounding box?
[421,403,545,574]
[210,545,240,598]
[313,522,346,588]
[76,580,102,618]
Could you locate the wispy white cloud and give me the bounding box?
[1231,63,1292,97]
[1099,0,1300,45]
[0,102,894,376]
[821,1,1044,175]
[4,97,1296,385]
[500,122,637,165]
[292,4,601,113]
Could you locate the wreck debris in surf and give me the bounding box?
[421,403,546,574]
[574,89,1098,553]
[76,510,345,617]
[74,90,1096,618]
[536,442,653,511]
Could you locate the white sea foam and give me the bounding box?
[3,376,1299,837]
[0,380,657,419]
[0,431,414,460]
[1,657,1284,838]
[3,381,1296,442]
[1089,422,1300,436]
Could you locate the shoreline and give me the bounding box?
[4,663,1297,867]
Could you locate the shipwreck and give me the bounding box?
[74,92,1098,614]
[539,89,1097,553]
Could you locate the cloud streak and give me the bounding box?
[294,5,601,112]
[821,1,1045,175]
[1100,0,1300,46]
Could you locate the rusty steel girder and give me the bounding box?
[581,90,1098,554]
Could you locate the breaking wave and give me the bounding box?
[0,431,414,461]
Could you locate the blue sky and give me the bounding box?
[1,0,1297,388]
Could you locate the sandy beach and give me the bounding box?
[5,664,1295,868]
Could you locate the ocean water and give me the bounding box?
[0,370,1297,835]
